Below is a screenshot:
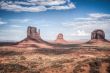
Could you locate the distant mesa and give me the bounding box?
[27,26,41,39]
[17,26,53,48]
[27,26,42,42]
[55,33,68,44]
[23,26,44,43]
[87,29,109,44]
[91,29,105,40]
[1,26,110,48]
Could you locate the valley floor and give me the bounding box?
[0,45,110,73]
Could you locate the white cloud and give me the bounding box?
[62,13,110,38]
[71,30,89,36]
[0,0,75,12]
[29,0,66,6]
[89,13,110,18]
[0,2,47,12]
[10,19,30,23]
[0,18,7,25]
[0,21,7,25]
[48,3,75,10]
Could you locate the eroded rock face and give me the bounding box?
[27,26,41,40]
[55,33,67,44]
[56,33,64,40]
[87,29,110,44]
[91,29,105,40]
[17,26,53,48]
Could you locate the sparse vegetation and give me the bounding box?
[20,56,26,60]
[0,45,110,73]
[106,64,110,73]
[0,63,38,73]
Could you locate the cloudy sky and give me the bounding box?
[0,0,110,41]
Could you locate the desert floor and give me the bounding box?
[0,44,110,73]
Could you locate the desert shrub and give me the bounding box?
[89,61,101,73]
[38,57,42,60]
[51,62,63,68]
[0,51,21,57]
[20,56,26,60]
[0,63,27,73]
[0,63,39,73]
[106,63,110,73]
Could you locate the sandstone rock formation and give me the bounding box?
[17,26,53,48]
[91,29,105,40]
[27,26,41,40]
[87,29,109,44]
[26,26,50,43]
[55,33,67,44]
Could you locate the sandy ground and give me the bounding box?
[0,44,110,73]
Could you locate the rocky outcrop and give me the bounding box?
[17,26,73,48]
[27,26,41,40]
[55,33,67,44]
[91,29,105,40]
[87,29,109,44]
[17,26,53,48]
[21,26,44,43]
[56,33,64,40]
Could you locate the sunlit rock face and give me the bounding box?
[27,26,41,40]
[17,26,53,48]
[57,33,64,40]
[55,33,67,44]
[91,29,105,40]
[87,29,110,44]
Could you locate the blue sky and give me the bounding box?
[0,0,110,41]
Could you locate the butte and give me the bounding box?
[55,33,68,44]
[87,29,110,44]
[17,26,53,48]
